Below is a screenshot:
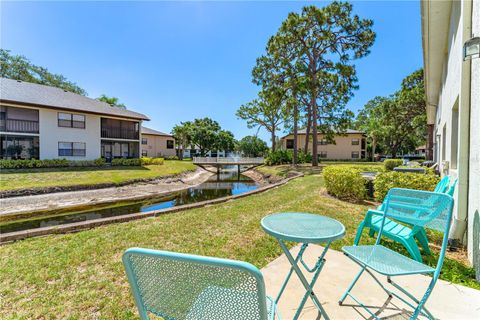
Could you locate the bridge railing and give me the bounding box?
[193,157,264,164]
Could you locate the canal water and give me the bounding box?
[1,171,258,234]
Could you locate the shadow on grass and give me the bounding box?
[0,165,151,174]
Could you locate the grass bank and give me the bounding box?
[0,175,477,319]
[0,160,196,191]
[256,161,383,178]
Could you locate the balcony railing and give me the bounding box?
[0,119,39,134]
[101,126,139,140]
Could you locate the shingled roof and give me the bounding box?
[141,126,173,136]
[0,78,149,120]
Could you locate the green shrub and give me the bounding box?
[0,158,107,169]
[384,159,404,171]
[265,150,292,165]
[325,164,384,173]
[374,171,440,201]
[140,157,164,165]
[111,158,142,166]
[319,158,368,162]
[265,150,312,165]
[323,165,366,201]
[164,155,179,160]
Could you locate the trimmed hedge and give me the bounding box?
[323,165,366,202]
[111,158,142,166]
[374,171,440,201]
[384,159,404,171]
[140,157,164,165]
[0,158,105,169]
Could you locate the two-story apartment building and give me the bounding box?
[0,78,149,161]
[421,0,479,275]
[280,129,367,160]
[141,126,176,157]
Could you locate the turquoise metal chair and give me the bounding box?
[340,188,454,319]
[353,176,456,262]
[123,248,280,320]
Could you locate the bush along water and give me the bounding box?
[323,165,367,202]
[374,171,440,201]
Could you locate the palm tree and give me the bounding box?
[171,122,192,160]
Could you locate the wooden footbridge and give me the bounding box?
[192,157,264,174]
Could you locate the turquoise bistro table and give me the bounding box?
[261,212,345,320]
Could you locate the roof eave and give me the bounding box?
[0,99,150,121]
[421,0,451,125]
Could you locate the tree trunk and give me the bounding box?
[271,126,276,151]
[293,104,298,166]
[311,98,318,166]
[371,137,376,162]
[391,144,397,159]
[177,146,183,160]
[304,107,312,154]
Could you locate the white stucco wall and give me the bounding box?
[434,0,462,177]
[468,0,480,276]
[433,0,480,267]
[39,109,101,160]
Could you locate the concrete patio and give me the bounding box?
[261,245,480,319]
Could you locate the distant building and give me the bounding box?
[141,126,176,158]
[421,0,479,271]
[280,129,367,160]
[415,145,426,157]
[0,78,149,161]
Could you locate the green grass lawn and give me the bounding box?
[0,174,477,319]
[0,160,196,191]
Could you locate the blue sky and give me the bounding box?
[1,1,422,143]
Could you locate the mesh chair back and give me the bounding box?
[123,248,269,320]
[447,178,458,196]
[383,188,454,233]
[434,175,450,193]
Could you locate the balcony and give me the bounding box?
[0,119,39,134]
[101,126,139,140]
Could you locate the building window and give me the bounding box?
[1,106,39,133]
[351,139,360,145]
[58,142,86,157]
[1,135,39,159]
[167,140,174,149]
[318,139,328,145]
[141,137,148,145]
[141,150,148,156]
[319,151,327,158]
[101,118,139,140]
[101,140,139,160]
[351,151,360,159]
[286,139,294,149]
[58,112,85,129]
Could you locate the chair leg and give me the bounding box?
[415,228,431,255]
[368,228,375,238]
[410,277,437,320]
[339,264,366,305]
[353,221,366,245]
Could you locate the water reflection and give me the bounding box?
[1,171,257,234]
